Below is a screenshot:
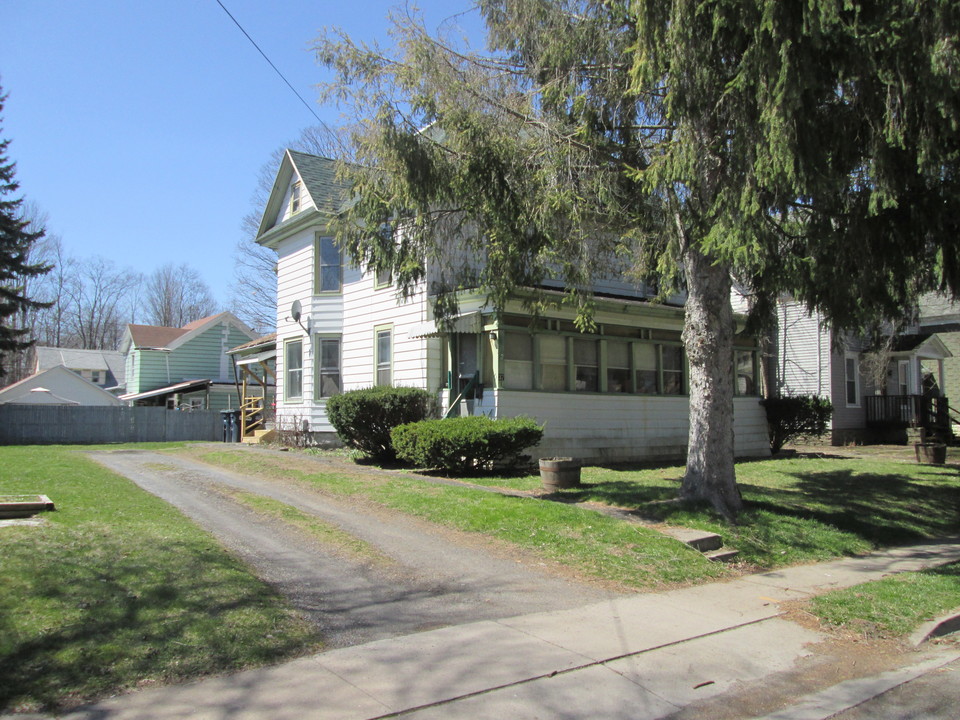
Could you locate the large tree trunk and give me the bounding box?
[679,244,743,520]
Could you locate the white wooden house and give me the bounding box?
[256,150,771,461]
[763,296,952,444]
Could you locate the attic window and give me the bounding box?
[290,181,302,214]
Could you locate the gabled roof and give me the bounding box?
[122,312,255,354]
[227,332,277,356]
[890,333,953,359]
[256,150,350,243]
[125,325,189,350]
[0,365,123,406]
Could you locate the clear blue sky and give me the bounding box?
[1,0,479,309]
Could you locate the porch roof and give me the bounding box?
[119,379,211,402]
[407,312,485,338]
[890,333,952,360]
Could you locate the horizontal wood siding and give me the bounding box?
[777,301,831,397]
[494,391,770,462]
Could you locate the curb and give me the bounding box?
[749,650,960,720]
[909,607,960,647]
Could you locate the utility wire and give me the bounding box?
[214,0,329,128]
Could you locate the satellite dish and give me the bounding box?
[290,300,302,323]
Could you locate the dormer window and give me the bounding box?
[290,181,302,214]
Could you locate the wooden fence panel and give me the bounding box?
[0,406,223,445]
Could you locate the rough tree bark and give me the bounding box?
[679,243,743,520]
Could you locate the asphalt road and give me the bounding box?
[89,450,619,649]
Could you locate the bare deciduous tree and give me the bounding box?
[145,263,218,328]
[66,256,140,349]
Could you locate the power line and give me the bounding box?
[214,0,328,128]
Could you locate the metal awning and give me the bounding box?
[407,312,484,339]
[119,379,211,401]
[235,348,277,367]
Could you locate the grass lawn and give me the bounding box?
[187,446,960,586]
[459,455,960,568]
[0,446,321,714]
[809,562,960,638]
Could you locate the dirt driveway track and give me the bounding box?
[89,449,619,649]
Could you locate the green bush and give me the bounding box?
[762,395,834,453]
[391,415,544,473]
[326,386,435,461]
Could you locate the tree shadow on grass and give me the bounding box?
[0,531,316,714]
[741,469,960,545]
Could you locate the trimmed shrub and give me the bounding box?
[326,386,435,461]
[762,395,833,453]
[392,416,544,473]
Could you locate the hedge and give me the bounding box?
[762,395,834,453]
[325,386,435,461]
[392,416,544,473]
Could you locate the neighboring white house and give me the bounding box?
[0,365,124,406]
[33,346,127,394]
[763,296,951,444]
[256,149,771,462]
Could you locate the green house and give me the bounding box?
[118,312,258,411]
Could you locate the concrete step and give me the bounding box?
[662,527,724,553]
[704,548,740,563]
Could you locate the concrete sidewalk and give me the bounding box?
[17,538,960,720]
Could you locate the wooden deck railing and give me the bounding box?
[864,394,950,431]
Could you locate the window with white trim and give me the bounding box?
[285,339,303,401]
[845,353,860,407]
[375,327,392,386]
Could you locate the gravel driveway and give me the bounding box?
[89,450,620,649]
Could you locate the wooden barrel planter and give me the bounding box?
[915,442,947,465]
[539,457,582,491]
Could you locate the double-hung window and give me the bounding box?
[285,339,303,401]
[845,353,860,407]
[606,340,631,393]
[375,326,392,386]
[315,335,341,398]
[315,236,342,294]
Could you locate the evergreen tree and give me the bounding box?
[317,1,960,519]
[0,86,51,377]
